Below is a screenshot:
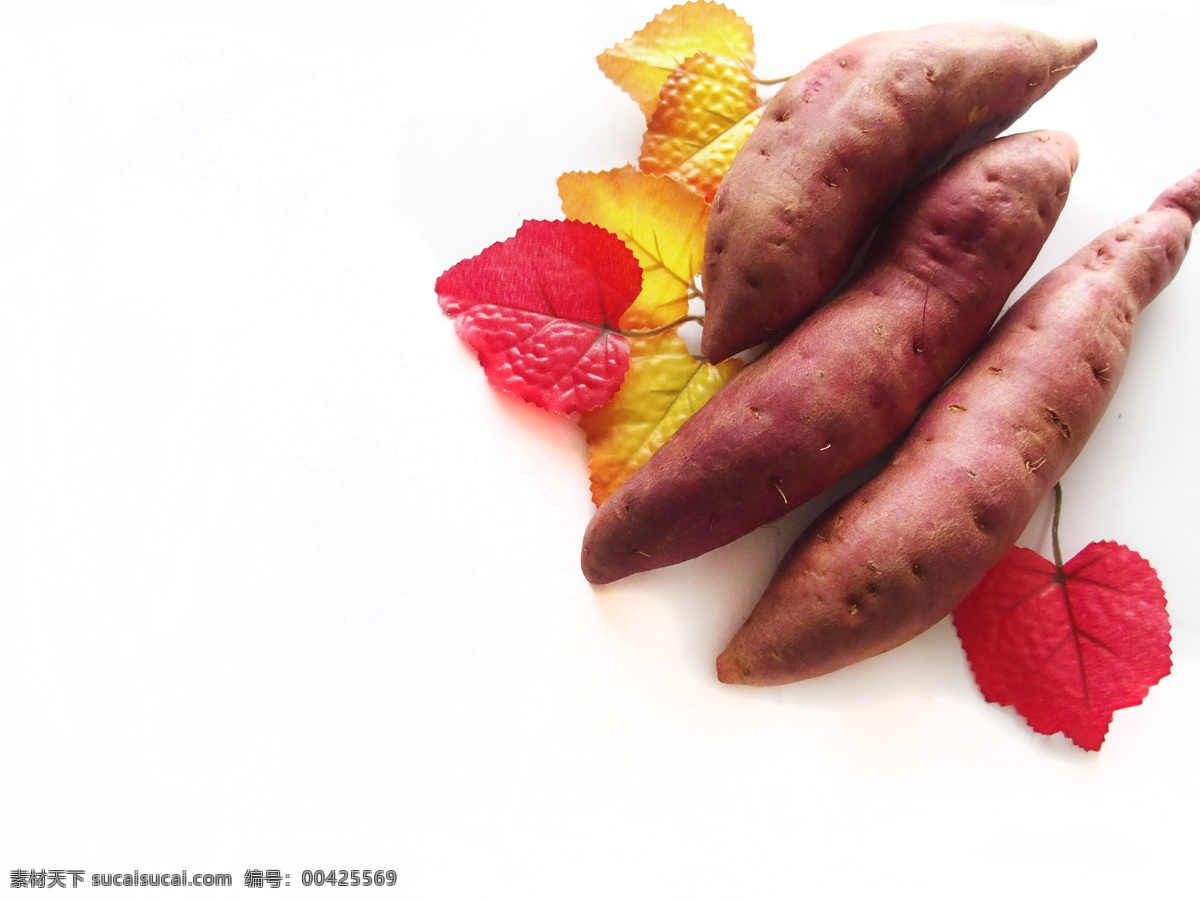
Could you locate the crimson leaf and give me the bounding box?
[954,493,1171,751]
[436,219,643,414]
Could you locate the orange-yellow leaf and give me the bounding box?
[580,329,743,506]
[558,167,709,331]
[598,2,756,120]
[641,52,763,203]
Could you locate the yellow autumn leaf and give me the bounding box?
[640,53,763,203]
[580,329,743,506]
[558,166,708,331]
[598,1,756,120]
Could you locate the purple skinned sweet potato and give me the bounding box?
[701,20,1097,362]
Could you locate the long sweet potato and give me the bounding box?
[716,169,1200,686]
[581,130,1079,585]
[701,21,1096,362]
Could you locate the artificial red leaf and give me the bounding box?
[954,540,1171,751]
[436,220,643,414]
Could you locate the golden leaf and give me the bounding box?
[580,330,743,506]
[640,53,763,202]
[598,2,756,120]
[558,166,708,331]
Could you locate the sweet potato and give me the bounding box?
[581,130,1080,585]
[716,169,1200,686]
[701,21,1097,362]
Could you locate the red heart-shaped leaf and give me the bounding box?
[954,541,1171,751]
[436,220,643,413]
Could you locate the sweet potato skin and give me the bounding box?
[701,21,1097,362]
[716,170,1200,686]
[581,131,1080,585]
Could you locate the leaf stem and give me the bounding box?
[611,314,703,339]
[1050,480,1092,709]
[1051,482,1065,574]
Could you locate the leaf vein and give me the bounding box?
[642,362,706,447]
[669,108,762,170]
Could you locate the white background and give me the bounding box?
[3,0,1199,898]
